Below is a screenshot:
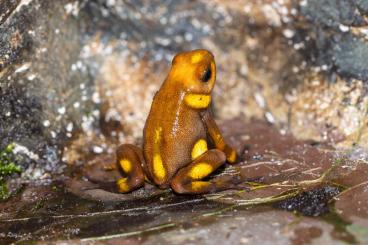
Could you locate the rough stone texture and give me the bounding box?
[0,0,96,177]
[2,120,367,244]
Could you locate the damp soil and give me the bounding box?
[1,119,368,244]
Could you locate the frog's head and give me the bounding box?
[170,49,216,94]
[168,49,216,109]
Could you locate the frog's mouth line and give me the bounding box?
[184,93,211,109]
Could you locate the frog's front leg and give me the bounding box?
[171,149,235,194]
[115,144,145,193]
[200,110,238,163]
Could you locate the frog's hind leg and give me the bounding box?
[116,144,145,193]
[171,149,233,194]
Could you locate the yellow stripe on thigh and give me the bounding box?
[153,153,166,181]
[119,159,132,173]
[191,139,208,160]
[191,181,210,191]
[117,178,130,192]
[188,162,213,180]
[152,127,166,181]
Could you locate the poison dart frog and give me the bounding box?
[115,49,238,194]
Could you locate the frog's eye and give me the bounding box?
[201,68,212,83]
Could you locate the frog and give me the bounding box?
[115,49,238,194]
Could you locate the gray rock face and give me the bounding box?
[1,0,95,174]
[300,0,368,81]
[0,0,20,26]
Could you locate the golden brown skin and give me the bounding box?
[115,49,238,194]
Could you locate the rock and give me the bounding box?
[334,181,368,227]
[0,0,96,176]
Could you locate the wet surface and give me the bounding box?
[274,186,340,217]
[335,181,368,227]
[1,119,368,244]
[0,182,224,243]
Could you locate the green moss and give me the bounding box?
[322,211,357,244]
[0,143,22,200]
[347,224,368,244]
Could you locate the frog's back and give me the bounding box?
[143,89,205,187]
[142,49,216,187]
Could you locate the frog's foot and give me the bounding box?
[223,145,238,164]
[116,144,145,193]
[171,149,235,194]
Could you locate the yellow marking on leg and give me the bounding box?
[153,153,166,181]
[191,181,210,191]
[191,53,203,63]
[188,163,213,179]
[191,139,208,160]
[184,93,211,109]
[117,178,130,192]
[227,149,237,163]
[119,159,132,173]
